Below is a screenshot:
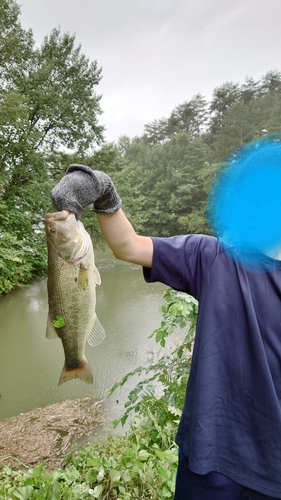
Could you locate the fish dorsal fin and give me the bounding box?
[93,266,101,286]
[87,316,105,346]
[46,314,60,340]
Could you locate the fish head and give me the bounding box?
[45,210,92,264]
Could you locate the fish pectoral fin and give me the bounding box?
[78,268,89,290]
[87,316,106,346]
[46,314,60,340]
[93,266,101,286]
[78,266,101,290]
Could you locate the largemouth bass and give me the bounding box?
[45,210,105,385]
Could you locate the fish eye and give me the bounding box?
[50,228,56,234]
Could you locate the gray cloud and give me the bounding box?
[19,0,281,142]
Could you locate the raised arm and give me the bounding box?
[97,210,153,267]
[51,165,153,268]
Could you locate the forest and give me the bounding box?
[1,0,281,294]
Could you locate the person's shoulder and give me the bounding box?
[152,233,221,263]
[152,233,218,245]
[188,234,223,263]
[183,234,221,253]
[185,234,218,245]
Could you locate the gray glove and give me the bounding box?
[51,164,122,219]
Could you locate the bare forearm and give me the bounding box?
[97,209,153,267]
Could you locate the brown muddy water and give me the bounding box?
[0,249,169,427]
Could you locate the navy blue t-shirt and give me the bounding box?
[143,234,281,498]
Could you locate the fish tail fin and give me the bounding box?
[58,358,93,385]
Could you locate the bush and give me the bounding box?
[109,289,198,440]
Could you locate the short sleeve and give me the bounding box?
[143,234,219,300]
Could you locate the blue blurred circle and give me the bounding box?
[207,134,281,270]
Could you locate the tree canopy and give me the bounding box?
[111,70,281,238]
[1,0,281,294]
[0,0,104,293]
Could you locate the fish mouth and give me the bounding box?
[45,210,71,223]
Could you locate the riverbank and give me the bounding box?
[0,415,177,499]
[0,398,107,471]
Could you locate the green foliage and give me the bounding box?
[0,231,34,294]
[0,434,178,499]
[209,81,241,134]
[0,0,104,295]
[109,290,198,438]
[114,133,211,236]
[0,0,34,86]
[211,91,281,162]
[15,27,103,153]
[143,94,208,144]
[52,315,66,328]
[113,69,281,240]
[67,434,178,500]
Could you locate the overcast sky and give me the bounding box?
[19,0,281,143]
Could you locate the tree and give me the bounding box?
[141,94,208,146]
[0,0,34,88]
[211,92,281,163]
[0,2,105,293]
[114,132,211,237]
[117,135,132,156]
[0,24,104,215]
[168,94,208,137]
[143,118,170,145]
[14,28,103,153]
[260,70,281,95]
[240,76,260,104]
[209,82,241,134]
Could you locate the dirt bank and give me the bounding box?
[0,398,107,471]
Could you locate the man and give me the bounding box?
[51,163,281,500]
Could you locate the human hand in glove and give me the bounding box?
[51,164,121,219]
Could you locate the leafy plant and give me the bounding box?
[67,434,178,499]
[0,434,178,499]
[52,315,66,329]
[0,231,34,294]
[109,289,198,443]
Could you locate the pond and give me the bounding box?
[0,249,168,426]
